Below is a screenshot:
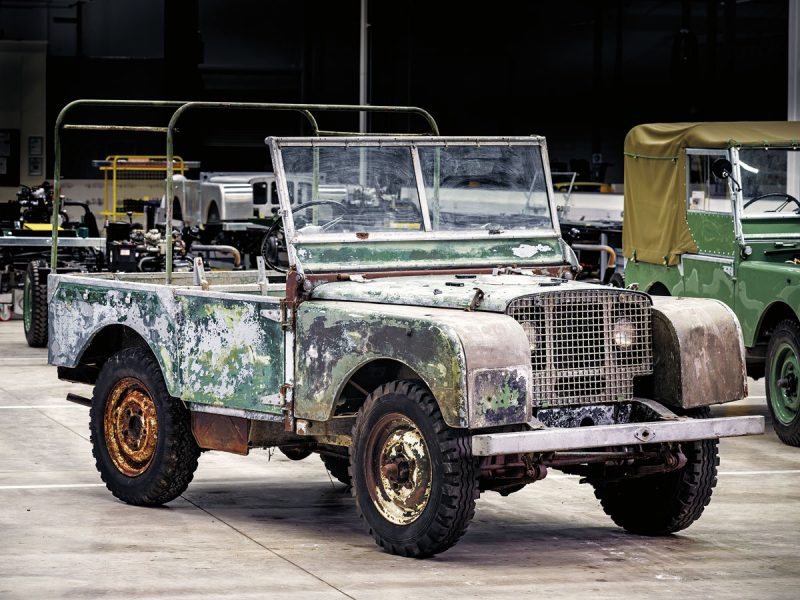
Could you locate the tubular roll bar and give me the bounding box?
[51,100,439,281]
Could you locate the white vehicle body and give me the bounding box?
[169,172,319,227]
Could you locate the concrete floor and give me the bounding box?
[0,320,798,600]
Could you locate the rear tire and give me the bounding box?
[350,380,478,558]
[591,407,719,535]
[23,260,48,347]
[321,453,351,486]
[765,320,800,446]
[90,347,200,506]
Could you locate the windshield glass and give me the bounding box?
[278,141,554,235]
[418,145,551,230]
[280,145,423,233]
[739,148,800,215]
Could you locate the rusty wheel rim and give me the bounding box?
[103,377,158,477]
[365,413,432,526]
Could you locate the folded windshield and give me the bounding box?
[276,140,554,236]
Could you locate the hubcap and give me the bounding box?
[770,342,800,425]
[365,413,432,525]
[103,377,158,477]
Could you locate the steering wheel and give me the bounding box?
[261,200,348,272]
[743,192,800,212]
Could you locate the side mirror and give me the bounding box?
[711,158,732,180]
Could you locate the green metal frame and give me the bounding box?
[51,99,440,281]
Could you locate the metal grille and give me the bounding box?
[507,289,652,407]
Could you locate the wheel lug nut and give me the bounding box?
[381,463,399,480]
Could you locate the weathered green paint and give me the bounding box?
[48,280,182,393]
[176,294,283,413]
[686,212,737,256]
[294,300,469,427]
[294,237,563,273]
[312,273,607,313]
[471,368,528,427]
[48,274,284,414]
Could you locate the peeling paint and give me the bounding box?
[294,300,468,427]
[471,368,529,427]
[511,243,551,258]
[48,273,284,415]
[294,237,563,273]
[312,274,611,313]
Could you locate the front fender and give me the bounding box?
[294,301,532,428]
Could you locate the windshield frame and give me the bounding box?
[730,146,800,244]
[267,136,560,245]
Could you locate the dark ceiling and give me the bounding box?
[0,0,791,182]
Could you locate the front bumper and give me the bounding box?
[471,415,764,456]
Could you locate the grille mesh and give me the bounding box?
[507,289,652,407]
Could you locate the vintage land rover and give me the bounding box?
[48,102,763,557]
[623,122,800,446]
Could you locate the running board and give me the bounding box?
[471,415,764,456]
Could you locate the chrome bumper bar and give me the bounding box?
[471,415,764,456]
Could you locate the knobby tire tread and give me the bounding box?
[592,407,719,535]
[24,260,48,348]
[90,347,200,506]
[320,454,351,486]
[350,379,478,558]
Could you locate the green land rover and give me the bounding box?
[47,101,764,558]
[623,122,800,446]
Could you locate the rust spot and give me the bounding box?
[356,231,370,240]
[104,377,159,477]
[191,412,250,455]
[306,265,568,285]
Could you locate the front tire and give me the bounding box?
[90,347,200,505]
[350,380,478,558]
[766,320,800,446]
[591,407,719,535]
[23,260,48,347]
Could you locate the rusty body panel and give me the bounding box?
[293,236,564,274]
[305,265,570,283]
[294,300,532,428]
[642,296,748,409]
[48,272,285,415]
[191,412,250,455]
[310,274,608,313]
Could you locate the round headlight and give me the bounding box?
[613,318,635,347]
[520,320,538,351]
